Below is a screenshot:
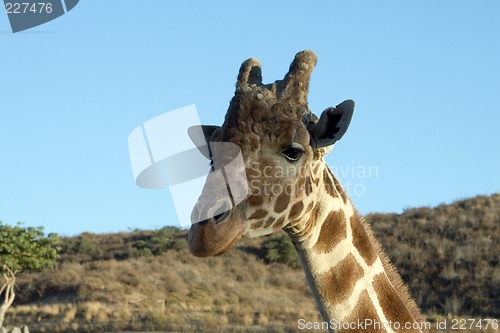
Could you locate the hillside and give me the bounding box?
[4,194,500,332]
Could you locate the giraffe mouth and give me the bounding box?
[211,210,231,223]
[188,212,244,257]
[188,172,246,257]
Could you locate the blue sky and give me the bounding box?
[1,1,499,236]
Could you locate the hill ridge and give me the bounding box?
[5,193,499,332]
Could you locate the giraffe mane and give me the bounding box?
[358,213,425,324]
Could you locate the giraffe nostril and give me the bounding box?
[208,198,232,223]
[213,210,230,223]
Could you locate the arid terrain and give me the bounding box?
[4,194,499,332]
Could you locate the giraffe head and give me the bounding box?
[188,50,354,257]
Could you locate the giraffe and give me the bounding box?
[188,50,428,333]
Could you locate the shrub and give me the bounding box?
[261,234,299,268]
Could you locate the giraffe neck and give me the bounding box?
[285,163,427,333]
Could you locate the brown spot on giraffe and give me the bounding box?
[305,201,314,214]
[248,194,264,206]
[313,163,321,175]
[296,176,305,195]
[304,176,312,196]
[264,216,275,227]
[274,189,291,213]
[343,290,387,333]
[314,177,320,187]
[248,209,268,220]
[373,273,422,333]
[317,253,364,305]
[333,176,348,204]
[313,210,347,254]
[351,213,378,265]
[272,216,286,231]
[301,204,320,237]
[323,167,338,198]
[288,201,304,221]
[251,221,264,229]
[285,203,318,238]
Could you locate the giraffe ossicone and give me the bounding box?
[188,50,428,333]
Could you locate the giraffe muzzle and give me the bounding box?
[192,197,232,225]
[188,198,244,257]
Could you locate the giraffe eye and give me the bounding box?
[283,147,304,162]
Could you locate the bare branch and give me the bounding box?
[0,263,17,309]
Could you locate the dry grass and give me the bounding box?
[368,193,500,317]
[3,194,499,332]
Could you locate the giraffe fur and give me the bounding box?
[188,50,427,333]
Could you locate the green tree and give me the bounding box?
[262,234,300,268]
[0,222,59,329]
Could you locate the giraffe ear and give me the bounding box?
[309,100,355,149]
[188,125,220,159]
